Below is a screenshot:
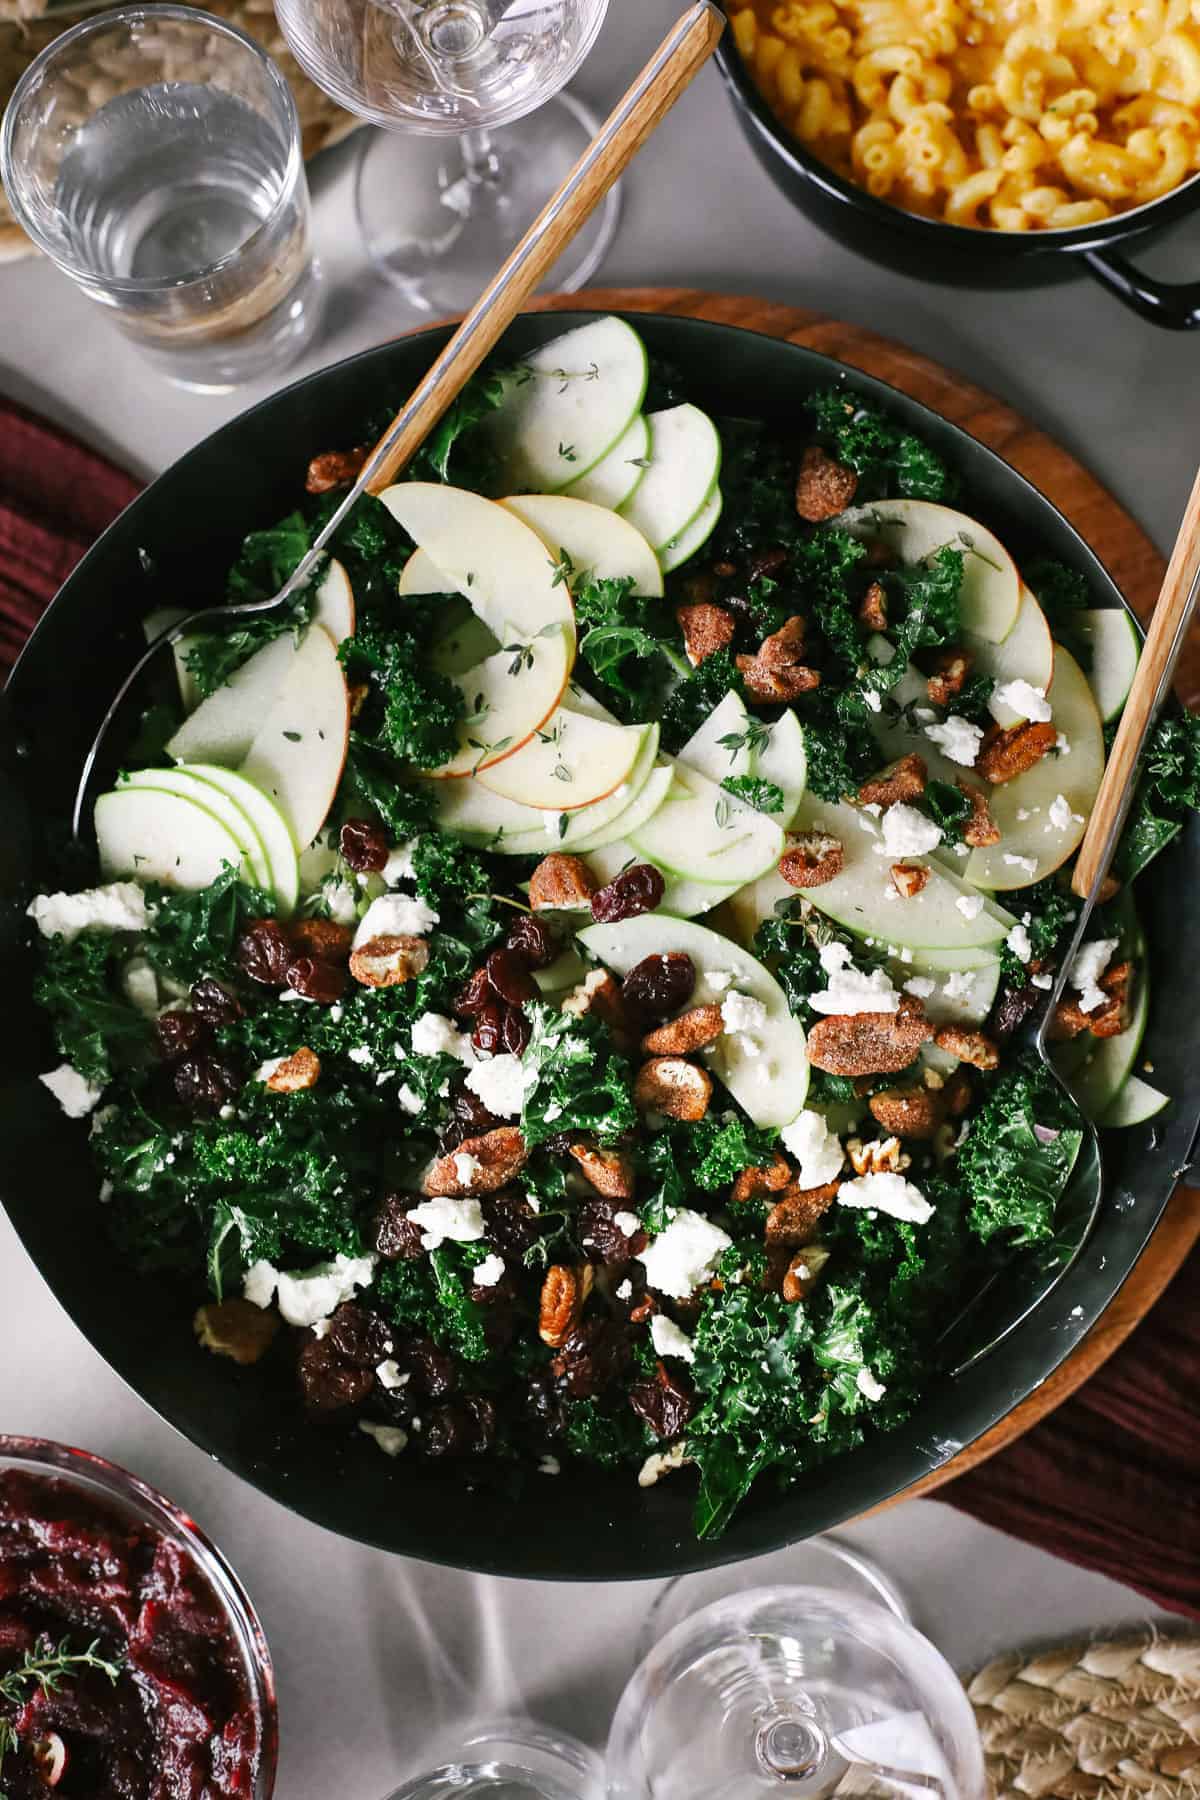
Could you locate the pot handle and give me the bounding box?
[1085,244,1200,329]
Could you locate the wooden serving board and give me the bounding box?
[530,287,1200,1498]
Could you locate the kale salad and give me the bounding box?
[27,317,1200,1539]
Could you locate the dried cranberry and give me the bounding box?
[326,1302,393,1368]
[526,1371,565,1434]
[748,545,788,580]
[173,1055,241,1112]
[505,912,560,970]
[990,979,1043,1041]
[500,1005,531,1056]
[284,956,348,1005]
[154,1009,209,1063]
[297,1337,373,1415]
[237,919,292,986]
[486,946,536,1005]
[577,1197,646,1265]
[339,817,388,873]
[190,977,243,1026]
[551,1318,631,1400]
[442,1085,502,1152]
[481,1193,540,1260]
[374,1195,426,1260]
[628,1360,695,1437]
[401,1336,456,1400]
[424,1395,496,1458]
[453,966,493,1019]
[471,1002,505,1056]
[590,864,664,924]
[622,951,696,1023]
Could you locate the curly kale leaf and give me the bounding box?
[1113,710,1200,885]
[957,1055,1085,1247]
[998,875,1078,985]
[1025,556,1093,672]
[795,698,882,802]
[637,1114,779,1236]
[924,778,971,844]
[572,571,685,718]
[805,389,959,502]
[340,736,435,842]
[520,1005,636,1150]
[32,932,151,1085]
[407,368,506,489]
[721,775,785,814]
[373,1248,491,1363]
[182,514,314,699]
[661,651,747,754]
[340,610,463,772]
[561,1400,649,1470]
[139,867,274,990]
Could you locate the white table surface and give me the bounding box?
[1,0,1192,1790]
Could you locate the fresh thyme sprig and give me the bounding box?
[0,1636,123,1794]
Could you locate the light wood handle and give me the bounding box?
[1072,461,1200,897]
[358,2,725,496]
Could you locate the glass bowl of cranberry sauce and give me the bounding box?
[0,1435,277,1799]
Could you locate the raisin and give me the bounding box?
[482,1194,541,1260]
[441,1082,503,1151]
[339,817,388,873]
[190,977,243,1026]
[173,1055,242,1112]
[424,1395,496,1458]
[471,1002,505,1056]
[325,1302,393,1369]
[284,956,349,1004]
[505,913,560,970]
[628,1360,695,1437]
[237,919,292,986]
[525,1371,565,1434]
[154,1010,209,1063]
[591,864,664,923]
[622,951,696,1024]
[747,545,788,580]
[374,1196,425,1260]
[402,1337,457,1400]
[500,1005,531,1056]
[297,1337,372,1415]
[486,946,536,1005]
[453,966,493,1019]
[551,1318,631,1400]
[577,1197,646,1265]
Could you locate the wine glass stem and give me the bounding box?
[460,126,502,190]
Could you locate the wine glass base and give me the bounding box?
[353,91,618,314]
[640,1535,909,1664]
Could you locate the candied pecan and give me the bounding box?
[782,1243,832,1304]
[194,1299,278,1366]
[551,1316,630,1399]
[264,1045,320,1094]
[1051,971,1127,1040]
[943,1069,973,1115]
[578,1195,646,1264]
[628,1360,694,1438]
[297,1336,373,1415]
[847,1134,908,1175]
[1100,959,1131,1006]
[174,1054,242,1112]
[890,862,930,899]
[529,852,596,911]
[933,1025,1000,1069]
[869,1084,945,1140]
[757,614,808,669]
[926,647,974,707]
[505,912,560,969]
[977,719,1057,784]
[285,955,349,1004]
[485,946,536,1005]
[623,951,696,1024]
[339,817,388,873]
[190,977,243,1027]
[1086,1004,1126,1039]
[736,654,821,702]
[634,1056,713,1121]
[237,918,292,986]
[960,782,1001,847]
[731,1151,793,1205]
[305,444,368,494]
[641,1003,724,1055]
[795,445,858,521]
[858,581,888,632]
[374,1195,426,1260]
[807,996,934,1076]
[288,916,354,961]
[676,602,736,668]
[560,969,630,1039]
[569,1142,636,1200]
[539,1262,594,1347]
[780,831,844,888]
[349,934,430,989]
[1046,998,1088,1041]
[422,1127,528,1197]
[858,753,927,807]
[155,1009,208,1063]
[592,863,664,923]
[765,1181,840,1246]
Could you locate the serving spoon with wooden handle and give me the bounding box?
[71,0,726,838]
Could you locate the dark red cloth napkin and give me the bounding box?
[3,395,1198,1615]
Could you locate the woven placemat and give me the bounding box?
[0,0,360,263]
[967,1636,1200,1798]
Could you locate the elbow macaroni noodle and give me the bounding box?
[728,0,1200,228]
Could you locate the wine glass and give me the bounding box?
[381,1718,604,1800]
[272,0,615,313]
[608,1587,986,1800]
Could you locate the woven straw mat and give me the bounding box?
[0,0,359,262]
[967,1635,1200,1799]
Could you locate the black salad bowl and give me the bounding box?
[713,36,1200,330]
[3,312,1198,1580]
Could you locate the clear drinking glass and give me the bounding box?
[609,1587,986,1800]
[1,5,322,392]
[272,0,614,314]
[382,1718,604,1800]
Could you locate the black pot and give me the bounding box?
[3,312,1198,1578]
[714,38,1200,329]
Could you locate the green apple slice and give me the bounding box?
[963,647,1103,890]
[630,762,785,887]
[432,726,665,854]
[116,766,270,889]
[661,484,723,574]
[619,406,722,553]
[678,691,754,784]
[165,631,298,766]
[968,585,1054,725]
[181,763,300,916]
[568,757,672,854]
[476,710,647,811]
[584,837,737,918]
[312,556,355,647]
[892,950,1001,1027]
[239,625,349,850]
[558,679,619,724]
[1098,1073,1169,1128]
[1062,963,1150,1121]
[486,316,649,492]
[96,786,248,890]
[841,499,1020,642]
[144,607,201,714]
[1078,607,1140,723]
[500,493,663,598]
[429,623,575,781]
[578,914,809,1128]
[751,709,807,828]
[563,414,649,511]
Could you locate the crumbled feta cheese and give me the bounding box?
[650,1314,696,1364]
[955,893,985,920]
[1031,971,1053,990]
[354,892,438,948]
[613,1210,640,1238]
[381,841,417,885]
[471,1253,506,1288]
[255,1055,287,1083]
[1048,793,1074,833]
[452,1151,481,1185]
[27,881,151,943]
[539,1454,561,1476]
[638,1442,689,1488]
[359,1420,407,1457]
[120,955,160,1016]
[879,803,942,858]
[464,1053,527,1119]
[1069,937,1118,1014]
[1055,732,1071,755]
[1006,923,1033,963]
[543,1102,563,1122]
[410,1012,476,1063]
[863,688,882,713]
[1016,808,1031,822]
[39,1063,104,1119]
[243,1251,377,1326]
[398,1084,423,1116]
[856,1367,887,1402]
[809,961,900,1016]
[903,975,936,999]
[280,986,316,1003]
[347,1044,374,1067]
[942,970,976,1000]
[720,991,768,1036]
[323,880,360,926]
[862,802,883,817]
[408,1195,485,1250]
[1003,853,1038,874]
[616,1278,633,1300]
[704,969,734,992]
[818,941,853,976]
[838,1171,934,1223]
[924,715,983,767]
[639,1209,732,1299]
[376,1359,410,1390]
[780,1109,845,1187]
[990,680,1052,723]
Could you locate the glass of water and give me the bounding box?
[1,5,322,392]
[382,1718,603,1800]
